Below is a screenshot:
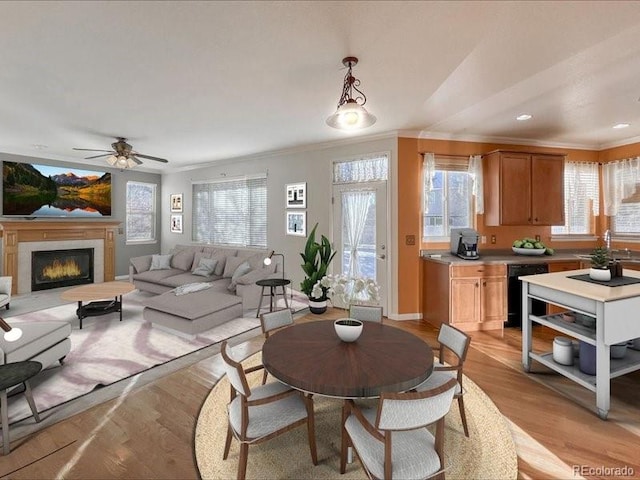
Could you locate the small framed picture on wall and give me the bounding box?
[170,214,183,234]
[286,182,306,209]
[170,193,183,213]
[286,211,306,236]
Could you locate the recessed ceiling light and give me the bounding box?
[516,114,532,121]
[613,123,630,129]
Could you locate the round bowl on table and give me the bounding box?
[334,318,363,343]
[512,247,546,256]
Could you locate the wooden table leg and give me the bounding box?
[281,285,290,310]
[256,286,266,318]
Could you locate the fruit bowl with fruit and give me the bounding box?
[512,238,555,256]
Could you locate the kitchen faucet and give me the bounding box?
[604,229,611,251]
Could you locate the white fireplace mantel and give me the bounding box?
[0,221,119,295]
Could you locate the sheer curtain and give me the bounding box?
[422,153,436,213]
[343,191,374,278]
[468,154,483,214]
[603,157,640,216]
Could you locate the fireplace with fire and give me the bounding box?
[32,248,94,291]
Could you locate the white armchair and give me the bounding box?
[0,277,11,310]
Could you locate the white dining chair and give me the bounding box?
[259,309,294,384]
[415,323,471,437]
[341,376,457,479]
[348,305,383,323]
[220,341,317,480]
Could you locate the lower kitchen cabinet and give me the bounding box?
[423,260,506,332]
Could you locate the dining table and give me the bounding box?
[261,319,434,399]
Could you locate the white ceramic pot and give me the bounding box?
[334,318,363,343]
[589,268,611,282]
[553,336,574,366]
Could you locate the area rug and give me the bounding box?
[5,289,298,425]
[194,354,518,480]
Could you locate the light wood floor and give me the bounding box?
[2,308,639,479]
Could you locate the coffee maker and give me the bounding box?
[450,228,480,260]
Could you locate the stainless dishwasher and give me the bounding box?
[506,263,549,328]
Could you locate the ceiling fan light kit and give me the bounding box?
[326,56,376,131]
[73,137,168,169]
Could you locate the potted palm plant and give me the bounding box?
[589,246,611,281]
[300,223,336,314]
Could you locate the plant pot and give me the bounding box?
[589,268,611,282]
[308,298,327,314]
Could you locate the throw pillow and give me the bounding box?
[234,267,275,285]
[191,251,212,272]
[211,251,230,276]
[193,258,218,277]
[223,256,246,278]
[171,249,196,271]
[150,254,173,270]
[246,252,269,270]
[130,255,152,273]
[228,261,252,292]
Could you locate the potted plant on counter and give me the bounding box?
[589,246,611,281]
[300,223,336,314]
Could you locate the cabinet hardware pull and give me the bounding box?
[483,281,487,286]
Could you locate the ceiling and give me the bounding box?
[2,1,640,173]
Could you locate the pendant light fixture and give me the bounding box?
[326,56,376,130]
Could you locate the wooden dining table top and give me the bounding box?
[261,320,434,398]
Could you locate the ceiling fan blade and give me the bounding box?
[129,155,143,165]
[133,153,169,163]
[85,153,113,159]
[73,148,114,153]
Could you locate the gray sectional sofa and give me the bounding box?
[129,245,280,336]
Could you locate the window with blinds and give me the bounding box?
[192,175,267,247]
[423,155,473,241]
[126,181,157,243]
[551,162,599,236]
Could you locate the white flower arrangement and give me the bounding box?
[310,274,380,309]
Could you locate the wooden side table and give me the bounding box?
[0,360,42,455]
[255,278,291,317]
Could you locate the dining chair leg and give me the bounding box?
[457,395,469,437]
[223,424,233,460]
[304,394,318,465]
[237,441,249,480]
[261,369,268,385]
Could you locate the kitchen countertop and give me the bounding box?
[419,249,639,265]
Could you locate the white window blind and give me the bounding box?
[552,162,599,235]
[605,157,640,234]
[192,175,267,247]
[333,153,388,183]
[126,181,157,242]
[422,154,473,240]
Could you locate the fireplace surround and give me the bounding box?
[0,221,119,294]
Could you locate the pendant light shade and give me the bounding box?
[326,57,376,130]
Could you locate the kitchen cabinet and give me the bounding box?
[423,259,506,332]
[483,150,565,226]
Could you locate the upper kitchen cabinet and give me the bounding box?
[483,151,565,226]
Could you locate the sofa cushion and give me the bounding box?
[211,251,233,276]
[154,271,222,287]
[2,321,71,363]
[150,254,173,270]
[235,267,277,286]
[142,289,241,320]
[133,268,184,283]
[130,255,152,273]
[245,251,269,270]
[223,256,247,278]
[171,249,196,271]
[228,261,252,292]
[193,258,218,277]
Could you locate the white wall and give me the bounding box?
[160,134,399,314]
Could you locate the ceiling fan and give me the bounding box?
[73,137,169,169]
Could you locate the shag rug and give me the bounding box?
[195,353,518,480]
[5,290,307,426]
